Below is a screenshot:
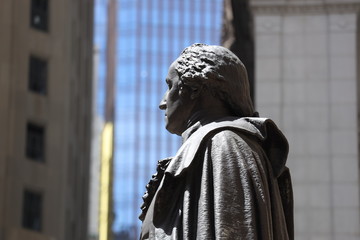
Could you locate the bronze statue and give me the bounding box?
[139,44,293,240]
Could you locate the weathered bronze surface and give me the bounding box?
[140,44,293,240]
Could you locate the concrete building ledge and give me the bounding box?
[251,0,360,14]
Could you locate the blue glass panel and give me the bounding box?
[94,0,224,236]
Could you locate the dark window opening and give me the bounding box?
[28,55,47,95]
[26,123,45,162]
[30,0,49,31]
[22,190,43,231]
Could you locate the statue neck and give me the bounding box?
[186,108,234,129]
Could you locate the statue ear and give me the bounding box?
[190,86,202,100]
[179,81,202,100]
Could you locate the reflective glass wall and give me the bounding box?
[94,0,224,237]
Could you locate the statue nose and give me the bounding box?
[159,99,166,110]
[159,91,168,110]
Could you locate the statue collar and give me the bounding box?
[168,117,289,178]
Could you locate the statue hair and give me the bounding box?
[175,43,256,117]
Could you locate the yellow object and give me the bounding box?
[99,122,114,240]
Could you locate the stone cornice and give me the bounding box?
[250,1,360,14]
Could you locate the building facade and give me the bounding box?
[251,0,360,239]
[0,0,94,239]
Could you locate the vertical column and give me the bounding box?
[99,0,117,239]
[328,13,359,239]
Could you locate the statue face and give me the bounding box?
[159,61,195,135]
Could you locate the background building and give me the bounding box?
[0,0,94,239]
[94,0,224,238]
[92,0,360,239]
[88,46,103,240]
[251,0,360,239]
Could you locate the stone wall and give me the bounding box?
[252,1,360,239]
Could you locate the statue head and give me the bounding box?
[175,43,254,117]
[159,43,255,135]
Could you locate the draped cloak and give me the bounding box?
[140,117,293,240]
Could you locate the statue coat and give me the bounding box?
[140,117,293,240]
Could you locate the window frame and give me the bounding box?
[22,189,43,232]
[25,122,46,163]
[28,55,48,95]
[30,0,49,32]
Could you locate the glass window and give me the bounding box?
[28,55,47,95]
[22,190,43,231]
[26,123,45,162]
[30,0,49,32]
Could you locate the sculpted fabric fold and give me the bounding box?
[140,117,293,240]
